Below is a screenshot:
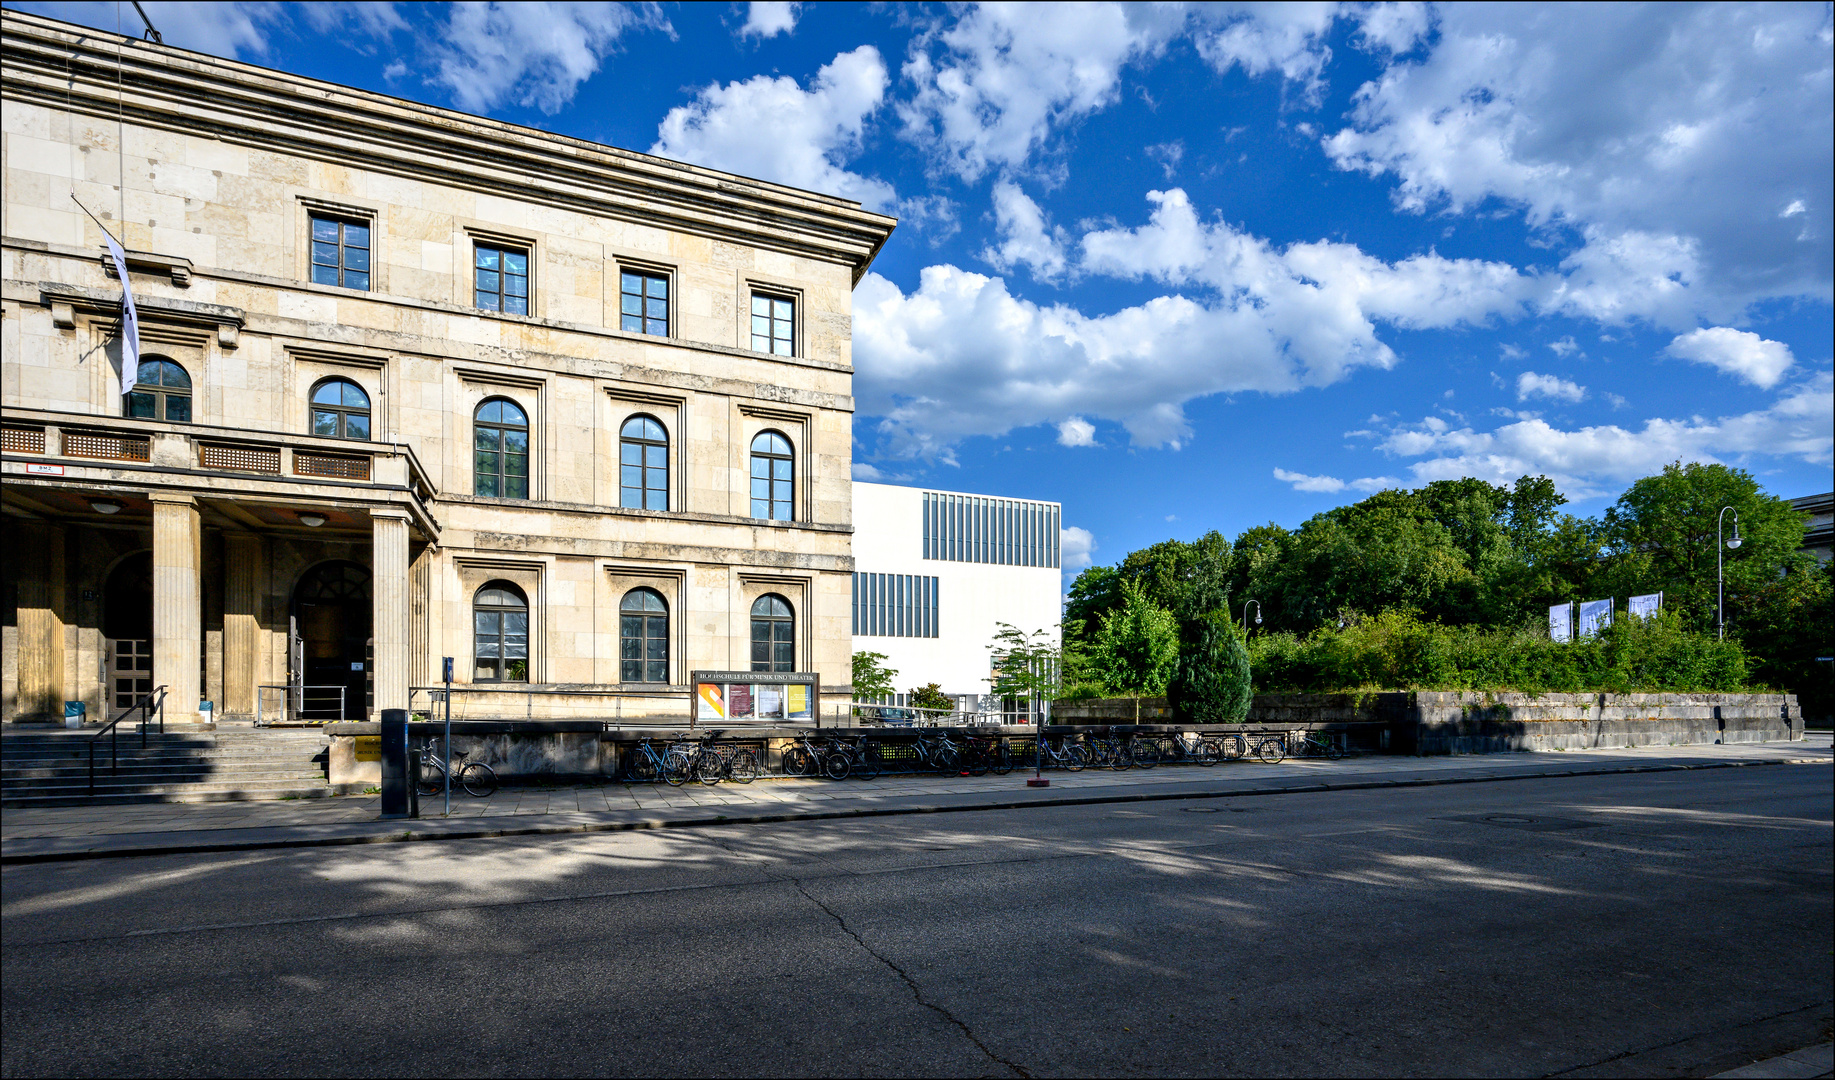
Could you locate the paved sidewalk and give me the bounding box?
[1713,1042,1834,1078]
[3,735,1827,863]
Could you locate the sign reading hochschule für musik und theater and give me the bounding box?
[692,671,820,723]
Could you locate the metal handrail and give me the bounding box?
[88,685,166,792]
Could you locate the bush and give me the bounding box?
[1168,610,1252,722]
[908,682,955,712]
[1246,608,1748,694]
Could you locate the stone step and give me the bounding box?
[0,785,355,808]
[2,767,329,785]
[1,748,328,764]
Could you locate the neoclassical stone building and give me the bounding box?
[1,11,895,725]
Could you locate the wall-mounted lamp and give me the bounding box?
[88,498,124,515]
[297,511,328,528]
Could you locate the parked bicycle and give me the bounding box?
[622,737,695,786]
[912,731,964,774]
[1085,734,1132,771]
[416,740,499,797]
[783,734,851,781]
[691,736,761,785]
[965,734,1013,775]
[1124,732,1160,769]
[1289,730,1345,760]
[1156,732,1220,767]
[1035,735,1089,771]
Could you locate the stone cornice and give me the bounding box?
[0,11,897,284]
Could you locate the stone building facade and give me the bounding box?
[1,12,895,725]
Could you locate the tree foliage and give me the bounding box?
[1086,580,1179,696]
[851,651,896,703]
[1167,561,1252,722]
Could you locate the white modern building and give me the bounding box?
[850,482,1062,711]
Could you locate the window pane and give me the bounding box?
[773,299,792,320]
[344,413,370,440]
[476,247,500,270]
[344,223,369,247]
[505,454,528,477]
[752,334,771,352]
[646,488,667,511]
[622,464,643,489]
[503,429,528,454]
[475,659,497,680]
[164,395,191,422]
[504,251,527,274]
[752,498,768,518]
[476,609,499,640]
[751,477,769,499]
[645,318,667,335]
[506,275,527,297]
[752,295,769,315]
[644,445,664,468]
[342,382,369,407]
[312,241,339,265]
[773,339,793,356]
[126,392,156,418]
[505,475,528,499]
[344,246,369,272]
[621,314,643,333]
[621,273,641,294]
[475,466,498,498]
[620,619,641,659]
[621,487,641,509]
[476,291,499,311]
[621,442,641,465]
[476,268,499,293]
[645,634,666,661]
[505,295,527,316]
[344,271,369,291]
[311,264,340,286]
[312,217,339,242]
[752,315,771,336]
[312,410,339,436]
[772,459,791,480]
[647,276,667,298]
[644,297,666,320]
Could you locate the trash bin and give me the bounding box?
[63,701,86,729]
[379,708,415,819]
[199,700,213,724]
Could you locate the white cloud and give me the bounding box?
[1324,4,1834,322]
[1548,336,1580,358]
[1056,416,1098,447]
[1664,327,1796,389]
[1516,371,1586,404]
[1352,1,1431,56]
[1188,2,1339,101]
[301,2,407,40]
[1145,140,1184,180]
[897,2,1183,181]
[1273,468,1398,494]
[851,462,886,481]
[982,181,1067,278]
[1061,525,1096,596]
[22,1,286,57]
[651,46,896,210]
[428,2,667,115]
[1376,373,1834,498]
[738,1,798,39]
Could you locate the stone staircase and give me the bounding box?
[0,728,339,807]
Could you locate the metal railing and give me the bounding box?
[256,684,348,725]
[409,685,685,722]
[89,685,166,791]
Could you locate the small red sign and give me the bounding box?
[24,463,64,476]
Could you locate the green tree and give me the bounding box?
[850,651,896,703]
[1063,531,1231,656]
[990,624,1063,720]
[1167,562,1253,722]
[907,682,955,713]
[1088,580,1180,695]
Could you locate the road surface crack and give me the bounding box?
[788,875,1030,1078]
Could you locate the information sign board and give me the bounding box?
[1628,592,1662,619]
[1549,602,1573,643]
[1578,598,1613,639]
[690,670,819,724]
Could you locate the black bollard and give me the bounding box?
[380,708,413,819]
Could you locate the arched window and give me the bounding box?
[619,588,669,683]
[750,594,794,672]
[750,431,793,521]
[310,378,371,440]
[619,416,668,510]
[473,582,529,682]
[474,398,530,499]
[125,358,191,422]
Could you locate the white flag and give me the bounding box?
[1628,592,1663,619]
[1578,598,1613,638]
[104,233,141,397]
[1549,602,1573,643]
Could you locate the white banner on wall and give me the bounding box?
[1628,592,1663,620]
[1549,603,1573,643]
[1578,598,1613,639]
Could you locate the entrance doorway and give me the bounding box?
[103,552,154,710]
[291,561,371,720]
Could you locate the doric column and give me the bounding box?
[151,494,201,725]
[13,521,67,722]
[221,532,263,718]
[371,510,411,713]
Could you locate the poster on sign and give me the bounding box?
[787,683,810,720]
[1629,592,1663,620]
[757,685,784,719]
[696,683,725,721]
[1578,599,1613,638]
[1549,603,1573,643]
[728,683,754,718]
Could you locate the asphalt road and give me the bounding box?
[3,765,1830,1078]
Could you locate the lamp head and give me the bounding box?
[88,498,124,515]
[1726,535,1742,550]
[297,511,328,528]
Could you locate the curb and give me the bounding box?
[2,756,1827,866]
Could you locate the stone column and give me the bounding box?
[371,510,411,713]
[221,532,263,719]
[13,521,67,722]
[151,494,201,725]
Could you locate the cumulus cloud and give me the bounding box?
[982,181,1068,279]
[1060,525,1096,592]
[738,1,798,39]
[1352,1,1431,55]
[1188,2,1339,101]
[1376,373,1834,498]
[1273,468,1398,494]
[1324,4,1834,322]
[1665,327,1796,389]
[1516,371,1586,404]
[1056,417,1098,447]
[426,2,668,115]
[652,46,896,209]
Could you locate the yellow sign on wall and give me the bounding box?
[354,735,381,762]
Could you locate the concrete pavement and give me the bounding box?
[4,735,1826,863]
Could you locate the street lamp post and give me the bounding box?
[1717,506,1742,640]
[1241,600,1263,634]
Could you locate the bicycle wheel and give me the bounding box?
[728,749,760,784]
[417,762,446,797]
[990,745,1013,775]
[1220,734,1247,761]
[694,750,724,786]
[782,747,814,778]
[934,747,959,774]
[822,751,851,781]
[966,746,991,777]
[1326,739,1345,761]
[624,751,658,782]
[1132,740,1159,769]
[1196,739,1220,766]
[1063,744,1088,772]
[1256,737,1286,764]
[852,746,880,781]
[459,762,498,797]
[662,753,692,786]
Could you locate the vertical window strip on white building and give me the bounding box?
[921,492,1060,568]
[852,572,939,637]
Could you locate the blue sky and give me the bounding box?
[19,1,1833,584]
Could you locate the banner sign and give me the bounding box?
[1549,603,1573,643]
[1628,592,1662,619]
[1578,598,1613,639]
[691,671,819,724]
[103,233,141,397]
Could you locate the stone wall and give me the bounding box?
[1054,691,1802,754]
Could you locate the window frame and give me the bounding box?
[618,414,670,511]
[308,213,372,292]
[473,241,530,316]
[473,397,531,500]
[308,377,373,442]
[124,357,192,423]
[617,266,671,337]
[472,581,530,684]
[749,291,796,357]
[749,430,795,521]
[618,587,670,684]
[749,593,795,673]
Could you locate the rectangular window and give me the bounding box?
[475,243,529,315]
[851,572,939,638]
[750,293,795,356]
[309,214,371,291]
[620,270,669,336]
[920,492,1061,568]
